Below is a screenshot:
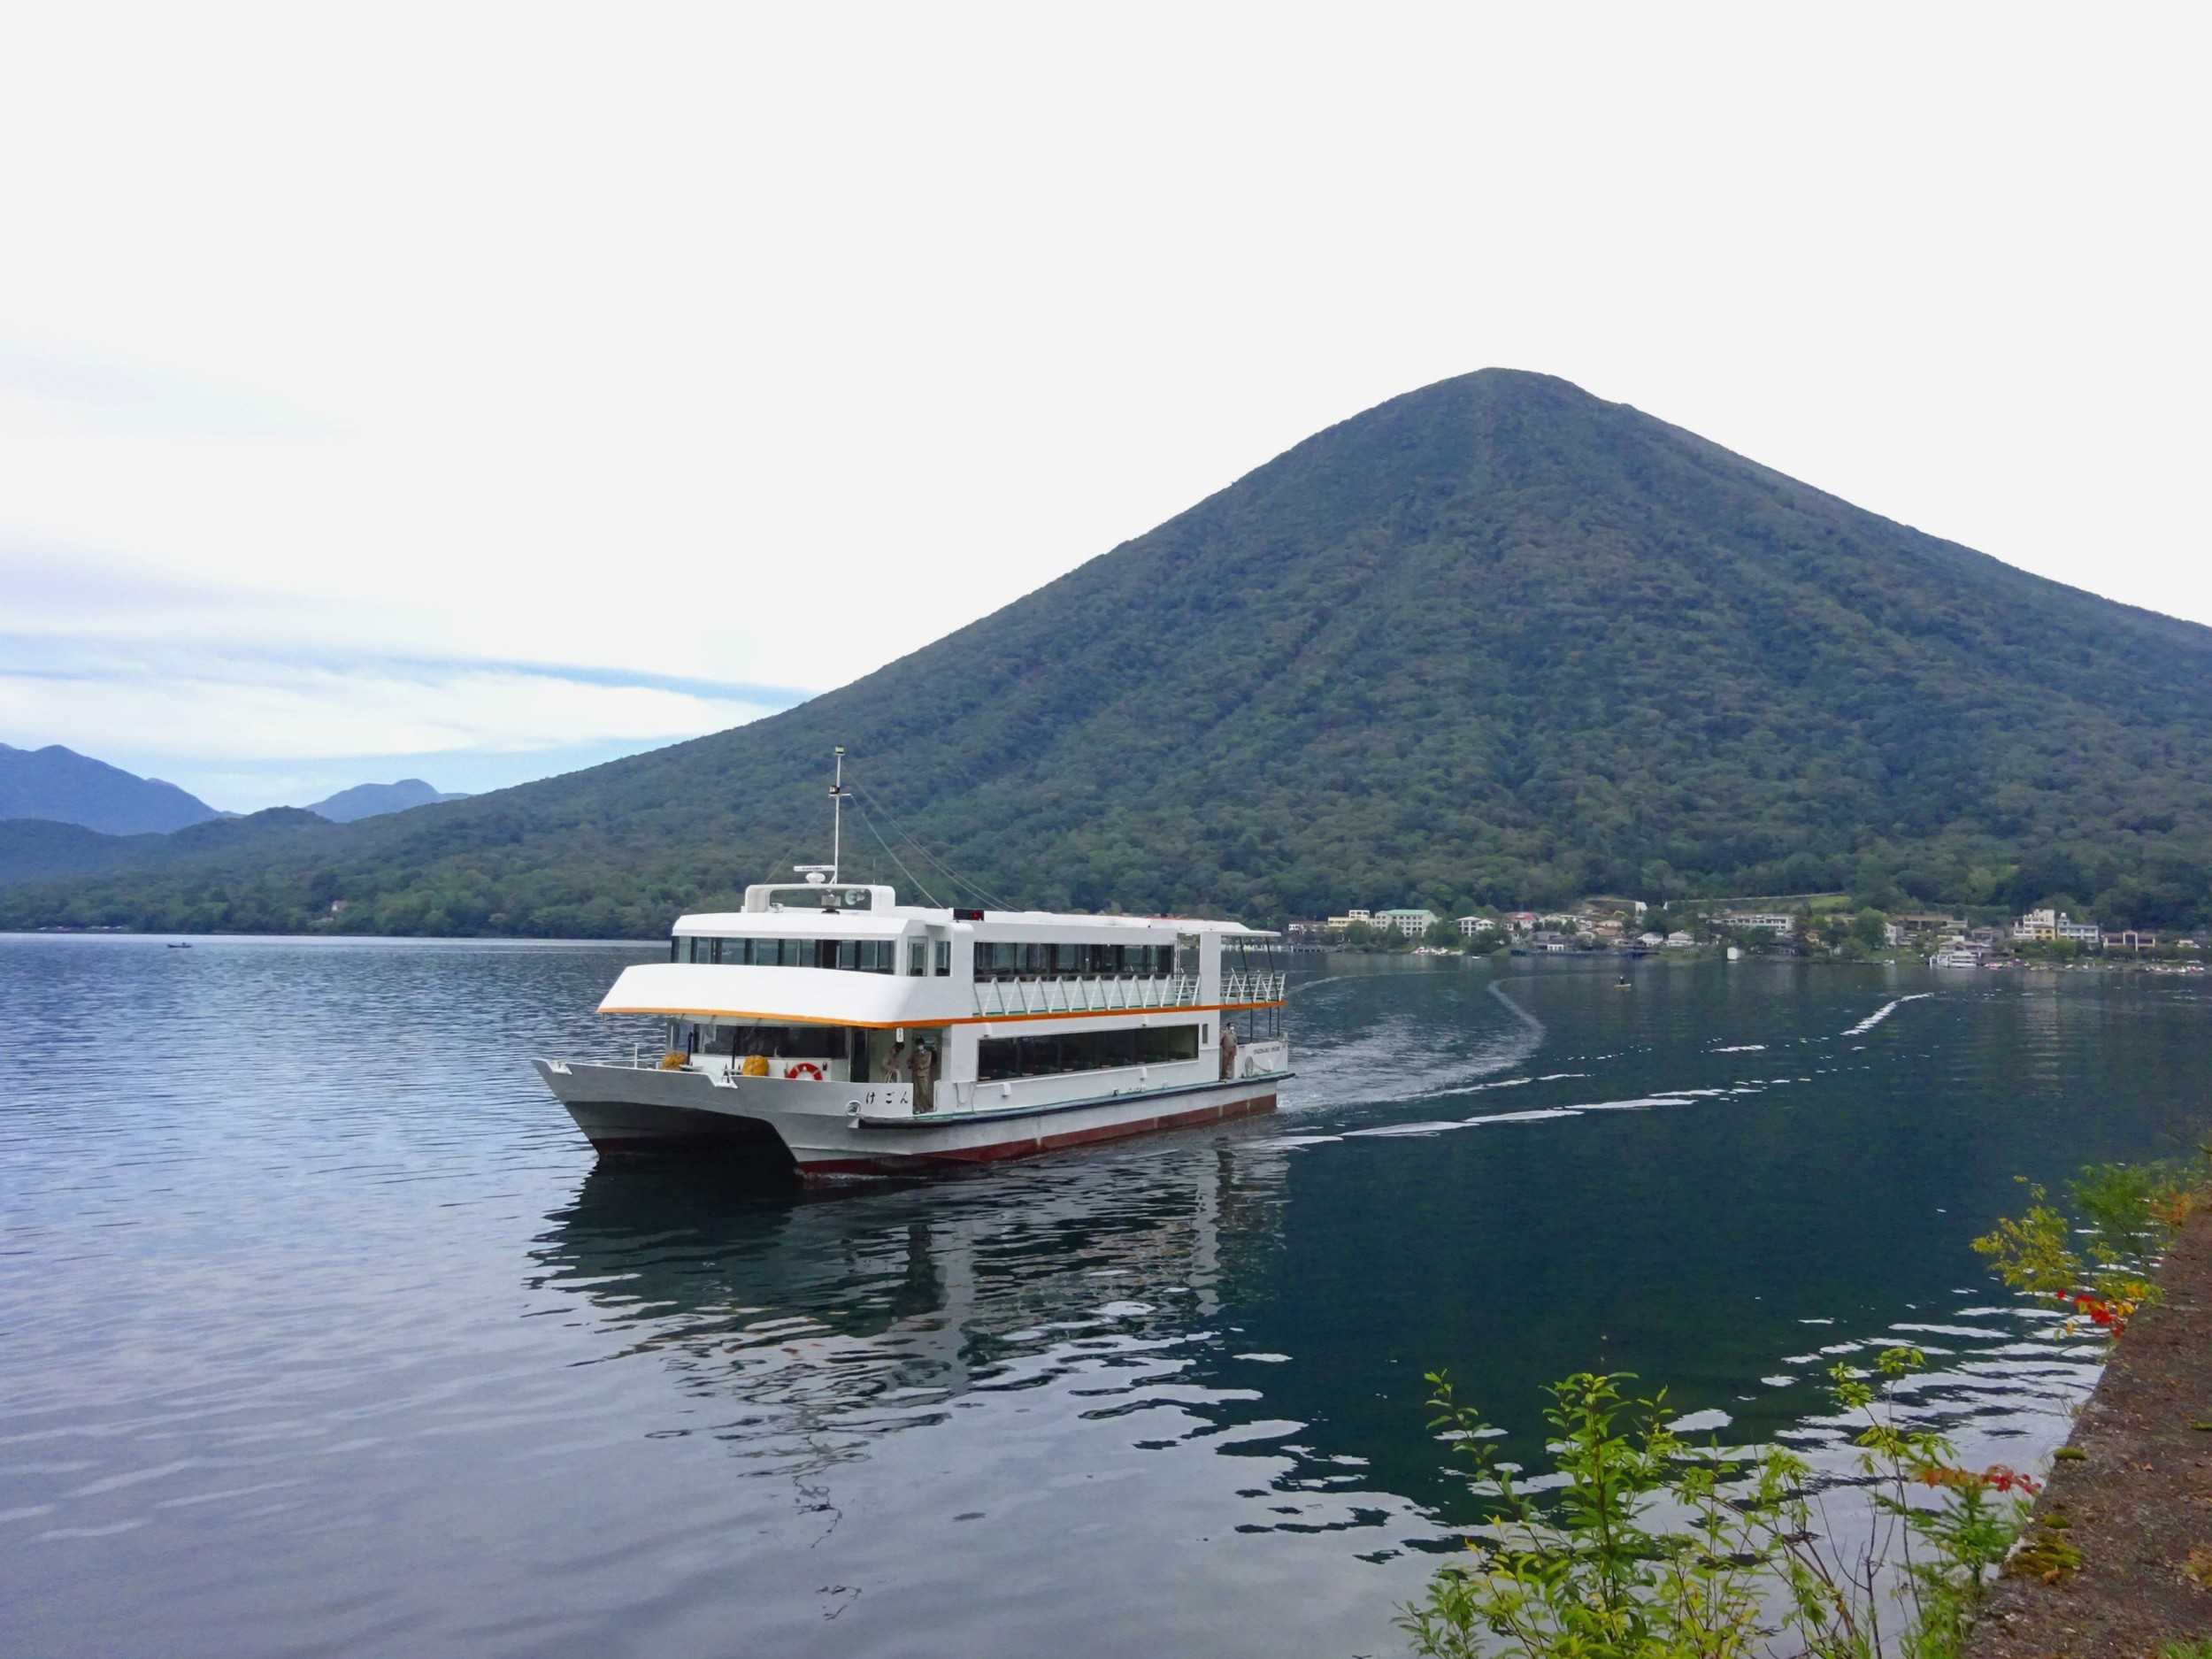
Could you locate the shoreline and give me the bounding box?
[1967,1202,2212,1656]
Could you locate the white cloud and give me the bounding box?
[0,652,776,767]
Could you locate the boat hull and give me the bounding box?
[533,1059,1284,1180]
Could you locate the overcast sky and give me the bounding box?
[4,6,2206,811]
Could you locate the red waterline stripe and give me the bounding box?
[797,1093,1279,1178]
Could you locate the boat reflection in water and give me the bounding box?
[526,1138,1294,1421]
[518,1135,1476,1653]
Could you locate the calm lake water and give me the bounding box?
[3,937,2206,1657]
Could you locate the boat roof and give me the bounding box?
[674,906,1278,941]
[599,963,943,1026]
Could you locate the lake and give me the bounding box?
[2,938,2205,1657]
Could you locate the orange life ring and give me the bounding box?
[783,1062,825,1081]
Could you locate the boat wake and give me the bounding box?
[1841,993,1933,1038]
[1325,1087,1741,1142]
[1487,979,1544,1040]
[1286,973,1362,997]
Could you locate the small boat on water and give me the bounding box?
[165,941,193,949]
[534,752,1293,1181]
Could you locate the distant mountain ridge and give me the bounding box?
[0,742,221,834]
[305,779,468,822]
[3,368,2209,936]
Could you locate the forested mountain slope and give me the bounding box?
[6,370,2209,936]
[0,818,165,884]
[0,810,344,890]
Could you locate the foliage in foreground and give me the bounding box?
[1971,1156,2200,1337]
[1400,1354,2032,1659]
[1405,1155,2210,1656]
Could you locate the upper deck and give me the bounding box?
[595,884,1286,1026]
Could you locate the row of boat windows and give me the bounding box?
[972,942,1182,980]
[672,936,1239,981]
[976,1024,1202,1081]
[673,936,954,975]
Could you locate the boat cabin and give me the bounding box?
[600,882,1289,1114]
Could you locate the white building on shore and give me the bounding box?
[2013,909,2101,947]
[1714,911,1795,935]
[1376,908,1439,938]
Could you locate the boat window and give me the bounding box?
[934,940,951,976]
[976,1023,1201,1081]
[908,941,926,977]
[968,940,1181,981]
[676,936,916,972]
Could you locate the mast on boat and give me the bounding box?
[794,746,848,896]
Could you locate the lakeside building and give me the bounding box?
[1376,907,1439,938]
[1714,911,1795,935]
[1455,915,1496,937]
[1323,909,1372,931]
[1894,911,1968,936]
[2013,908,2101,947]
[1579,895,1648,918]
[2108,929,2159,951]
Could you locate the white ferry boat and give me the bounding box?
[534,757,1290,1181]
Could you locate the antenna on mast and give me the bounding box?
[795,746,848,900]
[829,746,846,885]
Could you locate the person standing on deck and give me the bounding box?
[912,1040,935,1113]
[1219,1021,1238,1079]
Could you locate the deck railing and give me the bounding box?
[1221,970,1288,1003]
[967,970,1286,1017]
[970,973,1199,1018]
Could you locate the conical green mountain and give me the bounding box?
[9,369,2212,935]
